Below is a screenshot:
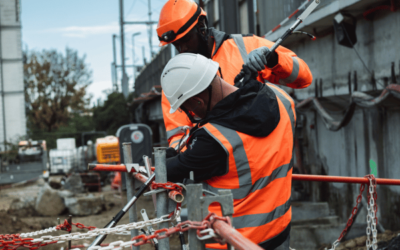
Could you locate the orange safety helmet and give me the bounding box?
[157,0,207,46]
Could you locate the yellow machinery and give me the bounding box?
[96,136,120,164]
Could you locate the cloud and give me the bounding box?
[42,21,159,39]
[44,23,119,38]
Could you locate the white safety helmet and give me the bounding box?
[161,53,219,114]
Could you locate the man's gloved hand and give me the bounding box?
[234,65,258,88]
[245,46,270,73]
[166,147,178,158]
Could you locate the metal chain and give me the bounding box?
[366,175,378,250]
[151,182,183,192]
[88,213,231,250]
[31,214,173,243]
[326,174,379,250]
[0,214,173,250]
[19,227,59,238]
[18,220,96,239]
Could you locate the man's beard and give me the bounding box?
[196,33,210,58]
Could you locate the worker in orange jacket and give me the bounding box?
[161,53,295,249]
[157,0,312,148]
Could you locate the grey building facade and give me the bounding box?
[0,0,26,149]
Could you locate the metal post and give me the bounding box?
[186,184,205,250]
[122,143,139,250]
[112,34,118,89]
[147,0,153,58]
[154,148,170,250]
[131,32,141,88]
[119,0,128,98]
[142,46,147,65]
[67,215,72,250]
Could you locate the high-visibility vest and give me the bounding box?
[199,83,296,249]
[163,33,312,147]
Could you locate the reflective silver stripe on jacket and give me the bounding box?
[203,123,252,188]
[233,198,291,229]
[278,57,300,86]
[202,162,292,200]
[166,126,186,140]
[231,34,248,63]
[202,119,294,197]
[266,84,296,135]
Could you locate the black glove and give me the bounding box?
[166,147,178,158]
[234,65,259,88]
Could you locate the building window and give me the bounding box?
[15,0,20,22]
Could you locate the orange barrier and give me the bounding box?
[292,174,400,185]
[88,163,155,173]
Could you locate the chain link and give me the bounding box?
[366,175,378,250]
[326,175,379,250]
[88,213,232,250]
[0,214,174,250]
[151,182,183,192]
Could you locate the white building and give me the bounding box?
[0,0,26,149]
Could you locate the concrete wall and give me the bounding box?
[261,0,400,230]
[0,0,26,149]
[290,9,400,99]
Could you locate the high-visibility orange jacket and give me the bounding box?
[198,83,295,249]
[163,28,312,148]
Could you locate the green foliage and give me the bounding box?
[28,112,97,149]
[93,92,132,136]
[24,47,92,132]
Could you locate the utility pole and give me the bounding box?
[147,0,153,59]
[132,32,141,90]
[116,0,157,96]
[112,34,118,90]
[119,0,129,98]
[142,46,147,65]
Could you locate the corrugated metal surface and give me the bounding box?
[274,0,400,230]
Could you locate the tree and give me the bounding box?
[93,92,132,135]
[24,48,92,132]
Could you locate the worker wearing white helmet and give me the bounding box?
[162,53,296,250]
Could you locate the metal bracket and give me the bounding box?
[186,184,234,250]
[124,163,140,173]
[140,209,159,246]
[143,189,166,196]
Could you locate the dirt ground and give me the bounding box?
[0,179,182,250]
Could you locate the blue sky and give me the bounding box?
[21,0,166,105]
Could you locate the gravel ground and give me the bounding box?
[0,179,182,250]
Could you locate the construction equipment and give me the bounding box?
[96,136,120,164]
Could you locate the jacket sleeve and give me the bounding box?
[162,91,194,148]
[247,36,313,89]
[166,129,227,183]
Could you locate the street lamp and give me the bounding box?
[132,32,141,83]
